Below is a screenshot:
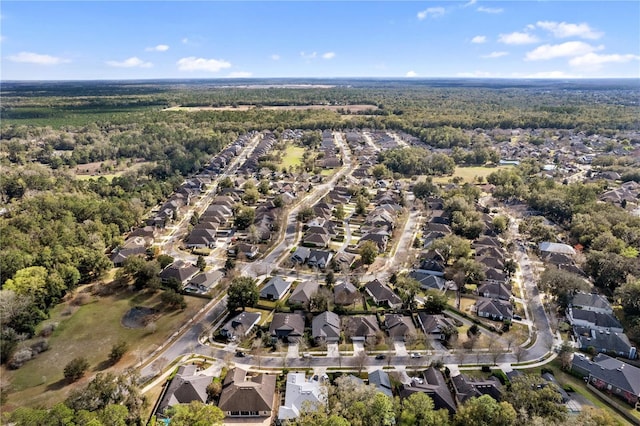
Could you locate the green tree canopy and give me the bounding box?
[453,395,516,426]
[165,401,224,426]
[226,276,259,311]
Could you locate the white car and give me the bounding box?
[410,352,422,358]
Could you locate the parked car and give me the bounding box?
[235,351,246,357]
[410,352,422,358]
[375,354,386,360]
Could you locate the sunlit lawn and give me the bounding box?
[431,166,511,184]
[280,146,306,168]
[3,288,207,410]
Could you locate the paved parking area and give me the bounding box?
[287,343,299,358]
[353,341,365,354]
[327,343,340,358]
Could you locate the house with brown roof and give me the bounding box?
[365,279,402,308]
[343,315,381,341]
[156,365,212,419]
[384,314,417,341]
[269,312,305,342]
[218,368,277,418]
[399,367,457,414]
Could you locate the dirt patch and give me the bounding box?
[121,307,159,329]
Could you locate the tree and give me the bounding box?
[423,290,448,314]
[614,277,640,316]
[109,340,128,364]
[226,276,259,311]
[234,206,256,230]
[413,179,438,199]
[538,268,590,308]
[4,266,65,309]
[206,378,222,401]
[164,401,224,426]
[355,195,369,216]
[492,216,509,234]
[557,340,574,371]
[98,404,129,426]
[326,270,335,285]
[334,204,345,221]
[453,395,516,426]
[161,289,186,310]
[359,241,379,265]
[224,257,236,271]
[505,375,567,423]
[430,234,471,264]
[395,276,421,310]
[64,357,89,382]
[399,392,450,426]
[196,255,206,272]
[157,254,175,270]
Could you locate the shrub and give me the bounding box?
[109,340,129,364]
[491,369,509,385]
[39,323,58,338]
[64,357,89,382]
[563,384,575,392]
[30,339,49,355]
[8,348,33,370]
[481,365,491,373]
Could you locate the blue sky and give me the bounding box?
[1,1,639,80]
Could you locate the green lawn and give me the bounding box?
[432,166,511,184]
[281,145,306,168]
[3,288,208,410]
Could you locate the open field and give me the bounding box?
[431,165,511,184]
[163,104,378,113]
[2,287,208,410]
[280,145,306,168]
[73,160,155,181]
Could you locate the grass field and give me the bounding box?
[2,287,208,410]
[431,165,511,184]
[280,145,306,168]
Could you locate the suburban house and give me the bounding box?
[451,373,503,404]
[185,226,217,249]
[290,247,311,264]
[417,313,457,341]
[110,243,147,267]
[572,353,640,407]
[159,260,200,287]
[220,311,261,342]
[227,243,259,260]
[218,368,277,418]
[307,249,333,270]
[384,314,417,341]
[476,298,513,321]
[269,313,305,342]
[574,327,637,359]
[399,367,457,414]
[369,369,393,398]
[288,280,320,307]
[567,308,623,333]
[343,315,381,342]
[364,279,402,309]
[358,233,389,253]
[570,292,613,314]
[539,241,576,256]
[260,276,292,301]
[312,311,341,343]
[155,365,211,419]
[184,270,224,294]
[475,282,512,301]
[410,272,446,291]
[278,373,327,421]
[334,280,360,306]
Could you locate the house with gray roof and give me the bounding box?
[288,280,320,307]
[451,373,502,404]
[260,276,292,301]
[312,311,341,343]
[218,368,277,418]
[567,308,623,333]
[269,312,305,342]
[220,311,261,342]
[571,292,613,314]
[575,327,637,359]
[369,369,393,397]
[290,246,311,264]
[475,281,511,301]
[159,260,200,287]
[399,367,457,414]
[156,365,211,418]
[343,315,381,341]
[384,314,417,341]
[417,313,457,341]
[539,242,576,255]
[334,280,360,306]
[307,249,333,270]
[185,270,224,294]
[476,298,513,321]
[365,279,402,309]
[572,353,640,406]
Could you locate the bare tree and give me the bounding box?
[251,338,265,369]
[354,351,369,376]
[513,345,526,363]
[151,356,168,376]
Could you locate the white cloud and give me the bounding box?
[471,35,487,44]
[498,32,539,45]
[146,44,169,52]
[569,52,640,69]
[536,21,603,40]
[406,71,418,77]
[482,51,509,59]
[300,51,317,60]
[228,71,252,78]
[477,6,503,14]
[463,0,477,7]
[182,38,189,44]
[271,54,280,61]
[176,56,231,72]
[417,7,445,20]
[526,41,603,61]
[106,57,153,68]
[8,51,70,65]
[322,52,335,60]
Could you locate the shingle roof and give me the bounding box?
[260,276,292,300]
[156,365,211,416]
[278,373,326,420]
[571,292,612,312]
[289,280,321,305]
[539,242,576,255]
[572,354,640,396]
[369,369,393,397]
[312,311,341,341]
[218,368,276,413]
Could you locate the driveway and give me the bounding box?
[353,341,365,354]
[327,343,340,358]
[287,343,299,358]
[394,341,408,356]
